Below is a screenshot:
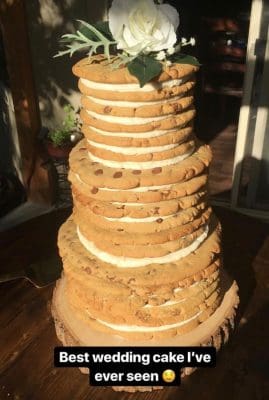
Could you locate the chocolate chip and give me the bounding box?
[84,267,92,274]
[173,103,181,112]
[132,170,142,175]
[91,187,99,194]
[117,228,124,232]
[152,167,162,174]
[113,171,122,178]
[154,207,160,215]
[79,147,86,151]
[94,169,103,175]
[104,106,112,113]
[156,218,163,223]
[91,162,98,165]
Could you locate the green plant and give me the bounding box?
[48,129,71,147]
[48,105,80,147]
[55,20,116,60]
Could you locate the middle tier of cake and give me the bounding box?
[68,138,212,260]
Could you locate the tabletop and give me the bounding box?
[0,207,268,400]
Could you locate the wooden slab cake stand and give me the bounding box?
[52,270,239,393]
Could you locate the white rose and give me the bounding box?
[108,0,179,56]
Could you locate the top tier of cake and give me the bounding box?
[70,55,212,187]
[73,55,199,169]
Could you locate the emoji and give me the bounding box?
[162,369,176,383]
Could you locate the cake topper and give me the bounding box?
[55,0,199,87]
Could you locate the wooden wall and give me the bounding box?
[0,0,54,204]
[0,0,109,204]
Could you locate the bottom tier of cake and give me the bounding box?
[51,271,239,393]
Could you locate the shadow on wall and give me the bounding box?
[25,0,108,130]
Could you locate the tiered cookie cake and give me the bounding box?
[52,55,239,389]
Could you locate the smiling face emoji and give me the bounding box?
[162,369,176,383]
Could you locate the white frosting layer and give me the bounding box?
[89,125,184,139]
[87,110,169,125]
[77,225,209,268]
[112,201,148,206]
[174,281,200,293]
[88,148,194,169]
[75,173,173,192]
[104,213,174,223]
[87,94,184,107]
[86,309,202,332]
[87,139,177,155]
[81,77,186,92]
[144,298,186,308]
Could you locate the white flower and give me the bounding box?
[167,47,175,55]
[227,39,232,46]
[156,50,166,60]
[190,37,196,46]
[166,60,172,66]
[181,37,196,48]
[108,0,180,56]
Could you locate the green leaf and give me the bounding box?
[169,53,201,66]
[79,21,113,41]
[77,27,96,41]
[127,55,163,87]
[78,22,101,42]
[93,21,114,41]
[55,20,116,60]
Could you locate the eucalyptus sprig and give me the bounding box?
[54,20,117,60]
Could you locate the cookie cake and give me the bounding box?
[52,0,239,391]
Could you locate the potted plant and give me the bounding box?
[46,104,81,159]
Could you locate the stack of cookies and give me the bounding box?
[52,55,238,349]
